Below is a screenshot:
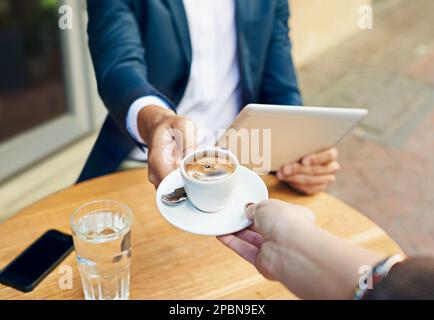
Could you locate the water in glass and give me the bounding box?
[71,201,133,300]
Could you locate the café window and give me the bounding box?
[0,0,101,181]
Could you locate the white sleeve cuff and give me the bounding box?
[126,96,170,144]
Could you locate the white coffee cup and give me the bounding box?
[180,147,239,212]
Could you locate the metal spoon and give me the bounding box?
[161,187,187,205]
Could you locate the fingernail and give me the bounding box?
[245,202,255,209]
[283,165,292,175]
[245,204,255,219]
[302,157,311,166]
[276,171,284,180]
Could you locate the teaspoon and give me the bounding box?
[161,187,187,206]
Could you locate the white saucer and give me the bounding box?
[156,166,268,236]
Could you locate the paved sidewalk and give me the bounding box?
[298,0,434,255]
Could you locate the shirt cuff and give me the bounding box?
[126,95,171,144]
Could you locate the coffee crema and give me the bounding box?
[185,156,236,181]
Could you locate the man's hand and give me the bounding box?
[138,105,196,187]
[218,199,382,300]
[276,148,340,195]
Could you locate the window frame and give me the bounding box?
[0,0,104,182]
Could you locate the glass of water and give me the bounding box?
[70,200,133,300]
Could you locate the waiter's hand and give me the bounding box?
[218,199,383,299]
[276,148,340,195]
[138,105,197,187]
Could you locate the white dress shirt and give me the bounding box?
[127,0,241,160]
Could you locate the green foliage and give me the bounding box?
[40,0,58,10]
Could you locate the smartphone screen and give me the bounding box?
[0,230,74,292]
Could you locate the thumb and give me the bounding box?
[245,203,258,220]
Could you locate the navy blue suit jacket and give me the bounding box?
[78,0,302,182]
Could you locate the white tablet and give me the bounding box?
[216,104,367,173]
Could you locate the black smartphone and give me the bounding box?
[0,229,74,292]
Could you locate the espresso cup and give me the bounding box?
[180,147,239,212]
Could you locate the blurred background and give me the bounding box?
[0,0,433,255]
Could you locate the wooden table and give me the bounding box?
[0,169,403,300]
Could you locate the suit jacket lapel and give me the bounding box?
[235,0,254,104]
[163,0,192,67]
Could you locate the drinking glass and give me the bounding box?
[70,200,133,300]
